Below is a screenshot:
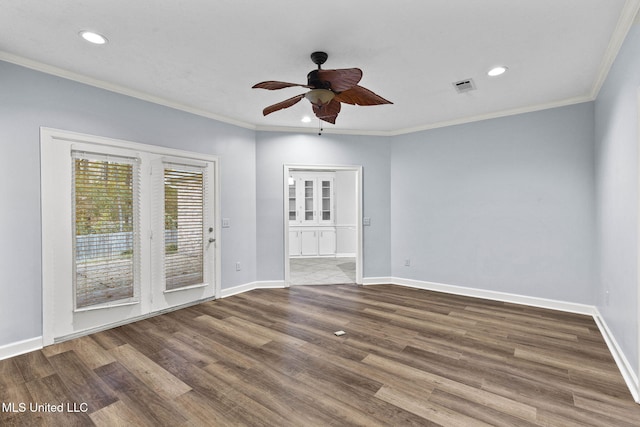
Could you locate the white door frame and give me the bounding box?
[41,127,221,345]
[637,88,640,395]
[283,164,363,286]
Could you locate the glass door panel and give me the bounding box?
[164,167,204,291]
[319,178,334,224]
[288,181,297,222]
[73,153,139,310]
[321,180,331,222]
[150,158,216,313]
[304,179,316,222]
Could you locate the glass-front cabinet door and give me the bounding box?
[288,179,297,222]
[303,178,316,223]
[288,172,334,226]
[319,178,334,224]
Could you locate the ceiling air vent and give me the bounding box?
[453,78,476,94]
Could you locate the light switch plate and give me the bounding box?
[222,218,230,228]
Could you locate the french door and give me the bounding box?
[149,157,216,311]
[41,128,219,345]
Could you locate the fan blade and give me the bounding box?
[263,94,305,116]
[253,81,310,90]
[316,68,363,92]
[334,85,393,106]
[312,99,341,124]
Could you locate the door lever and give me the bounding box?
[208,238,216,243]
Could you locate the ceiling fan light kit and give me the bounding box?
[252,51,392,125]
[305,89,335,106]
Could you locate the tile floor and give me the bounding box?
[289,257,356,285]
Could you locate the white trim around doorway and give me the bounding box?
[283,164,363,286]
[637,87,640,399]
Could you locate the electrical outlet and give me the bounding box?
[404,259,410,267]
[363,217,371,226]
[235,262,241,271]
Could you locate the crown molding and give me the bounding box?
[1,8,633,142]
[0,50,597,138]
[0,51,256,131]
[388,95,593,136]
[254,124,393,137]
[256,95,594,137]
[590,0,640,99]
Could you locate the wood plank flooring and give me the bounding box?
[1,284,639,426]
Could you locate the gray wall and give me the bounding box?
[255,132,391,280]
[0,61,257,347]
[391,103,597,303]
[595,22,640,378]
[3,23,640,381]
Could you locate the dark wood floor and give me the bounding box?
[1,284,639,426]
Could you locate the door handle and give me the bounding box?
[208,238,216,243]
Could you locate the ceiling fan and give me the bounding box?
[252,51,392,125]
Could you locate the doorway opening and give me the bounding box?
[283,164,363,286]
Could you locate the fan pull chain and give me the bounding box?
[318,119,323,136]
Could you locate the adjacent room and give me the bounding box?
[2,1,640,425]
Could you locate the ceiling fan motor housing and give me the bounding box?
[307,70,332,90]
[310,51,328,67]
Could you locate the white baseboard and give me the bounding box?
[366,277,596,315]
[363,276,395,286]
[593,308,640,403]
[363,275,638,403]
[335,253,357,258]
[2,277,637,404]
[0,336,42,361]
[221,280,286,298]
[0,282,285,361]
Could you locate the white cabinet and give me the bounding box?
[318,229,336,255]
[300,230,318,256]
[289,231,301,256]
[289,172,334,226]
[289,172,337,257]
[289,227,336,257]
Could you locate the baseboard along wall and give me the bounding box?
[0,336,42,361]
[363,276,639,403]
[2,276,638,403]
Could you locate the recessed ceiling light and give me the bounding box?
[301,116,312,123]
[488,66,508,77]
[79,30,107,45]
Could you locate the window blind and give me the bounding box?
[164,166,205,290]
[72,152,140,309]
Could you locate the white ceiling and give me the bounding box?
[1,1,639,135]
